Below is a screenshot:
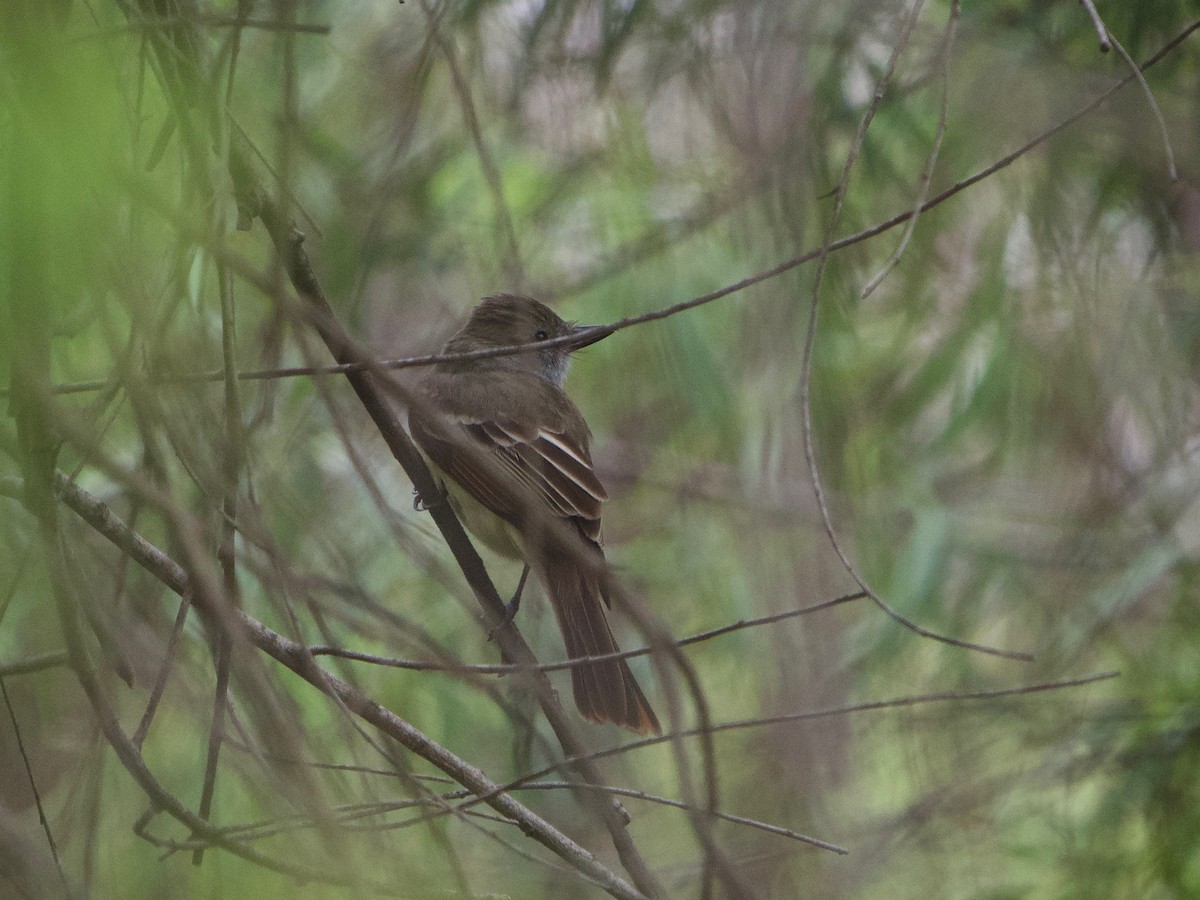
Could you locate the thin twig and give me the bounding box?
[200,778,848,855]
[307,591,868,674]
[0,677,71,897]
[517,782,848,855]
[86,15,332,39]
[860,0,959,299]
[344,671,1121,836]
[193,244,243,870]
[1077,3,1179,181]
[1106,33,1178,181]
[0,652,70,677]
[193,638,231,865]
[419,0,525,287]
[801,0,1033,662]
[484,671,1122,806]
[132,590,192,749]
[28,478,340,885]
[1078,0,1112,52]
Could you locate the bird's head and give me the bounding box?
[443,294,611,387]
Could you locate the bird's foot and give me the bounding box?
[487,564,529,643]
[412,481,447,512]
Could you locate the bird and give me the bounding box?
[409,293,660,733]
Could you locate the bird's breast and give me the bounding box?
[428,459,527,561]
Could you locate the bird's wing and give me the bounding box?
[411,412,607,545]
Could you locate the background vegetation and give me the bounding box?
[1,0,1198,897]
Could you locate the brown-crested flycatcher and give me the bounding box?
[410,294,659,734]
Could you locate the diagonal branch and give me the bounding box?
[121,3,666,891]
[41,471,649,900]
[249,180,667,884]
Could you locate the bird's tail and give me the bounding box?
[541,556,660,734]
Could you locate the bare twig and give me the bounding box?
[80,16,332,41]
[0,652,70,678]
[193,255,242,869]
[860,0,959,299]
[0,677,71,897]
[418,0,525,287]
[591,19,1199,332]
[327,670,1120,841]
[200,778,848,855]
[487,671,1123,804]
[193,636,231,865]
[307,590,868,674]
[517,782,848,855]
[132,590,192,749]
[1078,3,1179,181]
[1078,0,1112,52]
[801,0,1034,662]
[9,322,347,890]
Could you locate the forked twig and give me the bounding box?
[802,0,1032,662]
[860,0,959,299]
[1078,0,1178,181]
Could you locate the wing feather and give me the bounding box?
[411,410,605,546]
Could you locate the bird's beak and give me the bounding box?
[566,324,614,350]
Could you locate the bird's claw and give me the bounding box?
[412,481,447,512]
[486,594,521,642]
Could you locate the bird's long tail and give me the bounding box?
[541,557,660,734]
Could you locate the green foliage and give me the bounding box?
[1,0,1199,897]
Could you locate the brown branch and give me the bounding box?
[306,590,868,674]
[1077,0,1178,181]
[860,0,959,299]
[0,651,70,677]
[0,677,71,895]
[486,671,1123,808]
[44,471,650,900]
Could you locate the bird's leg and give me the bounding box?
[412,479,447,512]
[488,564,529,641]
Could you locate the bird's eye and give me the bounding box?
[534,330,549,341]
